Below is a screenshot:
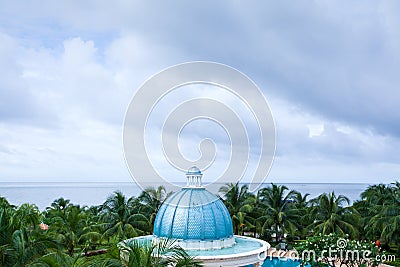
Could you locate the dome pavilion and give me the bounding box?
[126,167,270,266]
[153,166,235,250]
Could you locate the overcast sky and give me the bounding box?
[0,1,399,184]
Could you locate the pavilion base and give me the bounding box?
[124,235,270,267]
[153,236,236,250]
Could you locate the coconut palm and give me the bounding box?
[0,196,14,208]
[14,203,41,229]
[0,198,60,266]
[364,182,400,255]
[360,184,394,206]
[368,202,400,255]
[48,204,101,256]
[93,239,203,267]
[355,183,398,240]
[392,181,400,193]
[0,198,16,266]
[101,191,150,241]
[4,228,59,266]
[138,186,172,230]
[50,198,71,212]
[246,190,266,238]
[309,192,359,238]
[219,183,256,235]
[258,183,300,243]
[292,192,311,240]
[31,251,90,267]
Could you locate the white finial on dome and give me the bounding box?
[185,166,203,187]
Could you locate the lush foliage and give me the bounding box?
[88,239,203,267]
[308,192,360,238]
[218,182,399,265]
[355,182,400,255]
[0,186,198,266]
[0,181,399,266]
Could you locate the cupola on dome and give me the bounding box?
[187,166,202,174]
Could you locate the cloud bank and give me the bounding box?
[0,1,399,184]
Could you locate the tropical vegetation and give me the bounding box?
[0,181,399,266]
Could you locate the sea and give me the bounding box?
[0,182,370,211]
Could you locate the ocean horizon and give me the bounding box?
[0,182,371,211]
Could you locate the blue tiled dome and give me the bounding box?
[153,187,234,241]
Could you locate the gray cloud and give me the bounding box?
[0,1,399,183]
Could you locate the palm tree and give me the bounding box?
[50,198,71,212]
[292,192,311,240]
[0,198,16,266]
[0,198,60,266]
[14,203,41,229]
[101,191,150,241]
[309,192,359,238]
[355,183,398,240]
[364,182,400,255]
[360,184,394,206]
[4,228,59,266]
[93,239,203,267]
[0,196,14,208]
[258,183,300,243]
[48,204,101,256]
[246,190,266,238]
[368,203,400,255]
[392,181,400,193]
[138,186,172,230]
[31,251,90,267]
[219,183,256,235]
